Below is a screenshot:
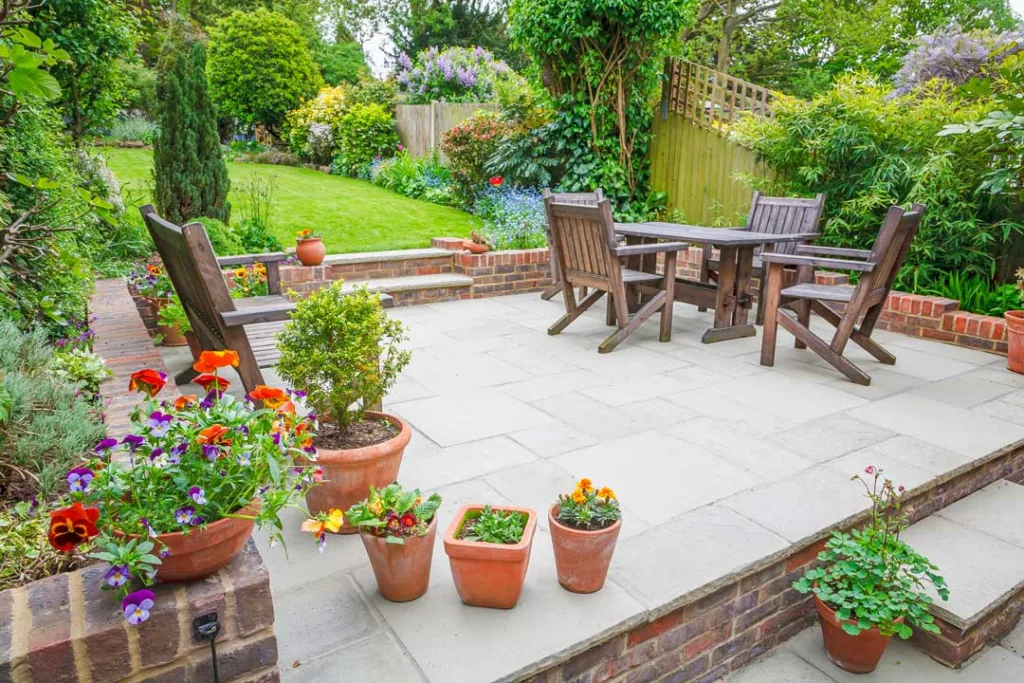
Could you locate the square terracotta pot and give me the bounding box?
[443,505,537,609]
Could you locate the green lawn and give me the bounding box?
[102,147,478,254]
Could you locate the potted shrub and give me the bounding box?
[47,350,334,624]
[443,504,537,609]
[793,466,948,673]
[463,229,490,254]
[1004,268,1024,373]
[549,478,621,594]
[346,483,442,602]
[295,228,326,266]
[156,296,190,347]
[276,281,412,532]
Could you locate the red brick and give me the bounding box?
[683,623,731,661]
[628,608,685,646]
[784,538,826,572]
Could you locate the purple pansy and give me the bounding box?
[188,486,207,505]
[191,515,206,526]
[174,506,195,525]
[121,434,144,452]
[159,547,171,558]
[67,467,94,493]
[237,451,251,467]
[146,411,173,437]
[202,443,219,461]
[95,438,118,456]
[105,564,130,587]
[121,590,156,625]
[149,448,167,468]
[169,441,187,464]
[140,517,158,538]
[27,495,39,517]
[317,533,327,554]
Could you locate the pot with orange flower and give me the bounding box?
[464,230,490,254]
[295,228,325,266]
[276,282,412,533]
[549,478,621,594]
[345,483,442,601]
[43,350,329,626]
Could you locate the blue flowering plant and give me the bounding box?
[50,350,323,625]
[396,46,520,104]
[472,183,548,250]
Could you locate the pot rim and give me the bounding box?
[314,411,412,464]
[1005,310,1024,322]
[120,499,260,543]
[443,504,537,554]
[359,512,438,544]
[296,237,323,243]
[548,504,622,536]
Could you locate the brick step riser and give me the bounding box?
[277,256,455,287]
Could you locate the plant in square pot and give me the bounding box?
[793,466,949,673]
[444,504,537,609]
[276,281,412,533]
[345,483,442,601]
[549,478,621,594]
[47,350,327,625]
[295,228,326,266]
[156,296,191,347]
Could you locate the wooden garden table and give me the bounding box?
[614,222,818,343]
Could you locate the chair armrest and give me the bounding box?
[217,252,291,267]
[760,252,876,272]
[219,302,296,327]
[795,245,872,259]
[614,241,688,257]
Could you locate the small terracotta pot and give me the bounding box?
[1005,311,1024,374]
[360,515,437,602]
[124,501,259,582]
[304,411,410,534]
[548,505,621,594]
[158,323,188,346]
[814,595,900,673]
[185,331,202,361]
[463,240,489,254]
[443,505,537,609]
[296,237,326,266]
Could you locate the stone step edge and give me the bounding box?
[319,247,454,267]
[339,273,473,294]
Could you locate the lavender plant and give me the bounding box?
[892,24,1023,97]
[397,46,520,104]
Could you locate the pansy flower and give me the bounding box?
[149,448,168,468]
[140,517,157,538]
[202,444,220,461]
[94,438,118,456]
[174,506,196,525]
[191,515,206,526]
[197,424,229,445]
[169,441,187,464]
[301,509,344,553]
[67,467,94,493]
[121,434,144,452]
[122,590,156,625]
[128,369,167,397]
[188,486,207,505]
[192,350,240,373]
[146,411,173,437]
[27,495,39,517]
[105,564,130,588]
[237,451,251,467]
[48,502,100,551]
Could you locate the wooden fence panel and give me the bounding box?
[395,102,498,161]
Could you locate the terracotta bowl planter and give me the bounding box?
[158,323,188,347]
[548,504,621,594]
[463,240,489,254]
[814,594,901,673]
[296,237,326,266]
[1005,311,1024,374]
[443,505,537,609]
[360,516,437,602]
[304,411,411,534]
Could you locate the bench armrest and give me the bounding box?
[614,241,688,257]
[761,252,876,272]
[795,245,872,259]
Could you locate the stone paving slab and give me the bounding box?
[152,292,1024,683]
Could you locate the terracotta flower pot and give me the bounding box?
[304,411,410,534]
[360,515,437,602]
[443,505,537,609]
[463,240,489,254]
[1005,311,1024,374]
[125,501,259,583]
[185,331,202,361]
[814,594,901,673]
[158,323,188,346]
[296,237,326,266]
[548,504,621,594]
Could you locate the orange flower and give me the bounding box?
[129,369,167,397]
[194,373,230,392]
[251,385,289,409]
[146,264,162,276]
[173,394,198,410]
[48,502,100,552]
[571,490,587,505]
[598,487,616,500]
[197,424,229,444]
[193,350,240,373]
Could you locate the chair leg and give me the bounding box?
[599,291,667,354]
[776,310,871,385]
[755,276,767,326]
[793,300,811,349]
[659,252,677,343]
[541,281,562,301]
[549,290,606,335]
[606,294,615,326]
[759,263,784,368]
[810,301,897,365]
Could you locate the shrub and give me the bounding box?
[473,184,548,250]
[194,217,243,255]
[316,39,368,85]
[332,103,398,176]
[440,111,515,203]
[207,9,323,131]
[397,46,523,104]
[50,347,112,393]
[368,152,456,206]
[284,85,350,156]
[275,282,410,432]
[106,115,157,145]
[892,24,1023,97]
[119,61,157,118]
[349,76,400,112]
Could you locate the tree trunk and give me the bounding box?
[716,1,738,74]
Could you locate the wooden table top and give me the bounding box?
[615,222,819,246]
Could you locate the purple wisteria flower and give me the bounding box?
[121,590,156,625]
[121,434,144,452]
[67,467,94,493]
[105,565,130,587]
[174,506,196,525]
[146,411,173,437]
[95,438,118,456]
[188,486,207,505]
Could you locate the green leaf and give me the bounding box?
[384,535,406,545]
[898,624,913,639]
[841,622,862,636]
[13,28,42,48]
[8,67,61,101]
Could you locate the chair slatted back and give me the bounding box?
[140,205,239,352]
[543,189,605,206]
[543,198,619,287]
[858,203,926,304]
[747,192,826,256]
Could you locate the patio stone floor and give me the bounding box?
[159,293,1024,683]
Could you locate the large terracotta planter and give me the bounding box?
[296,237,325,266]
[158,323,188,347]
[814,594,900,673]
[304,411,410,534]
[548,504,621,594]
[1005,311,1024,374]
[360,516,437,602]
[443,505,537,609]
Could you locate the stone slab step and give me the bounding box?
[340,273,472,295]
[322,248,454,266]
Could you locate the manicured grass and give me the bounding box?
[102,147,478,254]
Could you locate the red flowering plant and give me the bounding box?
[343,482,442,544]
[52,350,325,624]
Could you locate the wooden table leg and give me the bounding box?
[701,244,758,344]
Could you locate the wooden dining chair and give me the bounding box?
[700,192,825,324]
[544,197,686,353]
[759,203,926,385]
[540,189,604,301]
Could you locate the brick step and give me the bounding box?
[903,480,1024,666]
[340,273,473,306]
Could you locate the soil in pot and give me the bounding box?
[360,516,437,602]
[814,595,899,673]
[296,238,325,266]
[304,411,411,534]
[443,505,537,609]
[548,505,621,594]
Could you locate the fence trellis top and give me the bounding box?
[662,58,773,132]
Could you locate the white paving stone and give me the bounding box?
[728,648,837,683]
[857,434,971,475]
[394,389,556,447]
[706,372,869,422]
[283,632,425,683]
[936,480,1024,551]
[769,414,896,463]
[507,422,598,457]
[398,436,538,490]
[580,373,693,406]
[910,374,1014,409]
[672,417,817,481]
[890,336,999,365]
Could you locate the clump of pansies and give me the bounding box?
[343,483,442,544]
[46,349,327,625]
[128,259,174,301]
[554,478,620,532]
